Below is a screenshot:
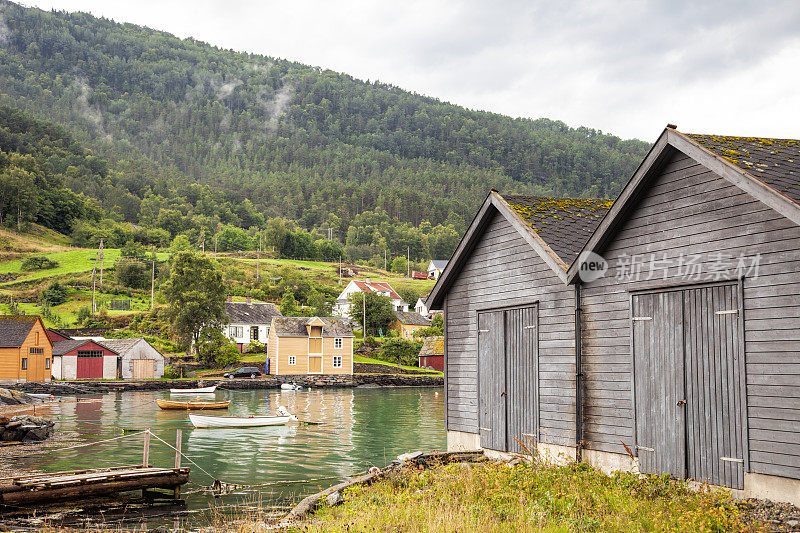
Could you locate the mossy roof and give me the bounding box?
[419,336,444,356]
[687,134,800,205]
[503,195,613,265]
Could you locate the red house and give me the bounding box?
[52,339,119,380]
[418,336,444,372]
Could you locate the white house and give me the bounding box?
[415,297,429,317]
[427,260,449,280]
[224,299,283,352]
[333,279,409,317]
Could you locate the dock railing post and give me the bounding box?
[174,429,182,499]
[142,428,150,468]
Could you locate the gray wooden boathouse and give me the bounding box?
[427,126,800,504]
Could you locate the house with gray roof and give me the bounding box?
[427,260,449,280]
[268,317,354,375]
[224,299,283,352]
[427,125,800,506]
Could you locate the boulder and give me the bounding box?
[22,426,53,442]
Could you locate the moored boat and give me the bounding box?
[189,406,297,428]
[280,383,303,390]
[169,385,217,394]
[156,398,230,410]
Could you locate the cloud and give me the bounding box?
[22,0,800,139]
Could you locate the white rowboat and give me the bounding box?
[280,383,303,390]
[170,385,217,394]
[189,406,297,428]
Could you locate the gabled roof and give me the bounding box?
[503,196,613,265]
[47,328,73,342]
[427,191,610,309]
[225,301,282,324]
[271,317,354,338]
[394,310,431,326]
[97,338,146,355]
[419,336,444,356]
[429,260,449,270]
[53,339,117,357]
[0,316,43,348]
[351,280,401,301]
[565,127,800,283]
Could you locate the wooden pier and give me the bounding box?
[0,428,190,506]
[0,466,190,505]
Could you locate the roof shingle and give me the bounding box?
[687,134,800,206]
[502,195,613,265]
[419,336,444,356]
[225,302,282,324]
[271,317,354,338]
[394,311,431,326]
[0,316,37,347]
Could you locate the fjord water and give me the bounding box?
[12,387,445,527]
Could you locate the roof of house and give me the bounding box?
[564,127,800,283]
[502,195,613,266]
[47,328,73,341]
[686,134,800,206]
[225,301,282,324]
[271,317,354,338]
[52,339,117,357]
[0,316,39,347]
[419,336,444,356]
[97,338,147,355]
[394,310,431,326]
[429,260,449,270]
[351,280,401,301]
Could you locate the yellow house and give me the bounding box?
[268,317,354,375]
[391,311,431,340]
[0,316,53,383]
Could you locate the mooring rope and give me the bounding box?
[145,430,218,482]
[3,429,148,459]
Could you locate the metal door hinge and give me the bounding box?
[479,427,492,432]
[478,329,489,333]
[637,445,655,452]
[632,316,652,321]
[715,309,739,316]
[720,457,744,463]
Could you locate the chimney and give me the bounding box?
[246,296,251,304]
[227,296,233,302]
[365,277,370,283]
[666,123,677,130]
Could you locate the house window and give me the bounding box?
[288,355,296,366]
[251,326,259,341]
[21,358,27,370]
[29,347,44,354]
[35,331,39,345]
[45,358,50,370]
[332,356,342,368]
[405,331,410,339]
[230,326,244,338]
[334,338,343,349]
[77,350,103,358]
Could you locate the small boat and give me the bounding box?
[26,393,55,399]
[280,383,303,391]
[170,385,217,394]
[156,399,230,410]
[189,407,297,428]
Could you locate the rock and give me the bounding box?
[788,519,799,527]
[22,426,53,442]
[325,491,343,506]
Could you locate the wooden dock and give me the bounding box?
[0,466,190,505]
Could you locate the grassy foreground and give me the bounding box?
[290,461,759,533]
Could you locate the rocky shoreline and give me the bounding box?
[16,372,443,394]
[0,414,54,443]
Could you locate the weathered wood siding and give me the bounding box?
[444,209,576,447]
[581,150,800,480]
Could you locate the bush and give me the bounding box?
[195,327,241,368]
[162,365,181,379]
[21,256,59,271]
[378,337,423,367]
[116,261,150,289]
[40,281,68,306]
[245,340,265,354]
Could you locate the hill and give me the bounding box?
[0,1,650,262]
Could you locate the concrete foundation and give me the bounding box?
[446,430,480,451]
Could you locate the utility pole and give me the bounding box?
[338,256,342,286]
[98,239,104,287]
[384,250,387,272]
[407,246,410,278]
[150,255,155,311]
[214,235,218,259]
[362,292,366,339]
[257,233,261,282]
[90,242,101,316]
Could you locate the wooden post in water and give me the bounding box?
[174,429,182,499]
[142,429,150,467]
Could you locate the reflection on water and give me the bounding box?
[10,387,445,526]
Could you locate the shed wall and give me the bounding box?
[580,150,800,480]
[444,209,576,447]
[120,341,165,379]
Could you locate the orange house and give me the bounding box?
[0,316,53,383]
[268,317,354,375]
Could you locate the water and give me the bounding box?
[8,387,445,528]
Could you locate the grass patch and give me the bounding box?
[354,354,442,375]
[300,461,759,532]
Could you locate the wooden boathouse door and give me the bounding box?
[632,283,746,489]
[478,305,538,453]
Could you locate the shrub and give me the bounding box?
[40,281,68,306]
[116,261,150,289]
[378,337,423,367]
[245,340,265,354]
[162,365,181,379]
[21,256,59,271]
[195,327,242,368]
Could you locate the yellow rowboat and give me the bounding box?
[156,399,230,410]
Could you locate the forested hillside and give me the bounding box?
[0,1,650,261]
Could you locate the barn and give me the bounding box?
[428,126,800,505]
[100,338,165,379]
[52,339,119,380]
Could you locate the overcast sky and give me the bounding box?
[22,0,800,140]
